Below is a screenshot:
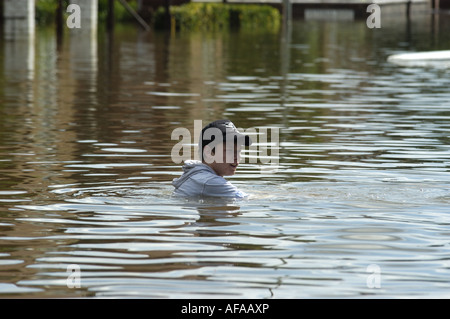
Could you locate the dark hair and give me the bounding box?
[199,120,251,162]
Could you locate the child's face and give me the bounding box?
[206,142,242,177]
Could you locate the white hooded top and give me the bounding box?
[172,160,248,198]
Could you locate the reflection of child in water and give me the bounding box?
[172,120,252,198]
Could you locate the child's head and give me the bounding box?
[199,120,252,176]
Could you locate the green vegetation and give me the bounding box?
[35,0,59,24]
[35,0,139,25]
[154,3,281,32]
[34,1,281,32]
[97,0,139,23]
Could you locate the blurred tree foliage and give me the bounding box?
[34,1,280,31]
[154,3,281,32]
[35,0,60,24]
[35,0,139,24]
[97,0,139,22]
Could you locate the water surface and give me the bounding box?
[1,14,450,298]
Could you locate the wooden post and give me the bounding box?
[282,0,292,27]
[165,0,171,30]
[0,0,4,25]
[56,0,64,45]
[107,0,115,31]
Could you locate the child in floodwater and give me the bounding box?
[172,119,252,198]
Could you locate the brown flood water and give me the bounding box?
[1,14,450,298]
